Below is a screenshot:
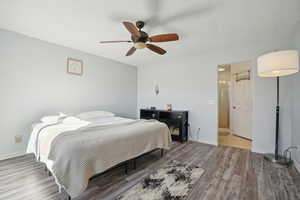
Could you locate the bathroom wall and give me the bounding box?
[218,65,231,128]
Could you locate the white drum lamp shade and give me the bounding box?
[257,50,299,77]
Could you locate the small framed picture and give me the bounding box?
[67,58,83,76]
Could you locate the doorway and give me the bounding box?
[218,61,252,150]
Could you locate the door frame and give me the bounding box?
[217,60,254,151]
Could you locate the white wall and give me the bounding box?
[291,71,300,172]
[291,27,300,172]
[0,29,137,158]
[138,41,293,153]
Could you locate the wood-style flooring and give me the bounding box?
[1,141,300,200]
[218,128,252,150]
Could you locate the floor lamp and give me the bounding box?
[257,50,299,163]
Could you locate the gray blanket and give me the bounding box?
[47,119,171,198]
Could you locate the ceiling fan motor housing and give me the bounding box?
[131,31,148,43]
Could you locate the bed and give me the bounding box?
[26,112,172,198]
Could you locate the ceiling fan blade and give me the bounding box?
[126,47,136,56]
[149,34,179,42]
[146,44,166,55]
[123,22,141,37]
[99,40,132,44]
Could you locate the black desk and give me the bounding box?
[140,109,188,142]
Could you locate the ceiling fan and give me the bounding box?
[99,21,179,56]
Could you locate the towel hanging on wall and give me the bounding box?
[235,70,250,82]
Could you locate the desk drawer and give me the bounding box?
[140,110,159,119]
[160,111,185,120]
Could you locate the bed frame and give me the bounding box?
[45,148,164,200]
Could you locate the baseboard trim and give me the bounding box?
[0,151,26,161]
[189,138,217,146]
[251,146,273,154]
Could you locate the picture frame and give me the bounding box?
[67,58,83,76]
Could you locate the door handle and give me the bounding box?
[233,106,236,109]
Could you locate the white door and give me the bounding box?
[231,79,252,139]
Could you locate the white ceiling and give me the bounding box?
[1,0,300,67]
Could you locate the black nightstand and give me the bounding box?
[140,109,188,143]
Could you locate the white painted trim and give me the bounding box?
[294,159,300,174]
[189,138,218,146]
[251,147,270,154]
[0,151,26,161]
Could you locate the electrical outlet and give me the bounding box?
[15,135,23,143]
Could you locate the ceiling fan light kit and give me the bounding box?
[134,42,146,49]
[100,21,179,56]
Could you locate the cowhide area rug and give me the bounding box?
[116,161,204,200]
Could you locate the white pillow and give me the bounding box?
[31,122,39,130]
[76,110,115,120]
[62,116,91,126]
[62,116,81,125]
[41,113,67,123]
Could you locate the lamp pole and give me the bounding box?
[264,76,284,163]
[275,76,279,160]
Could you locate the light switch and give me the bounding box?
[208,100,215,105]
[15,135,23,143]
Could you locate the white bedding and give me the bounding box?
[27,117,133,169]
[26,117,133,155]
[26,116,171,198]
